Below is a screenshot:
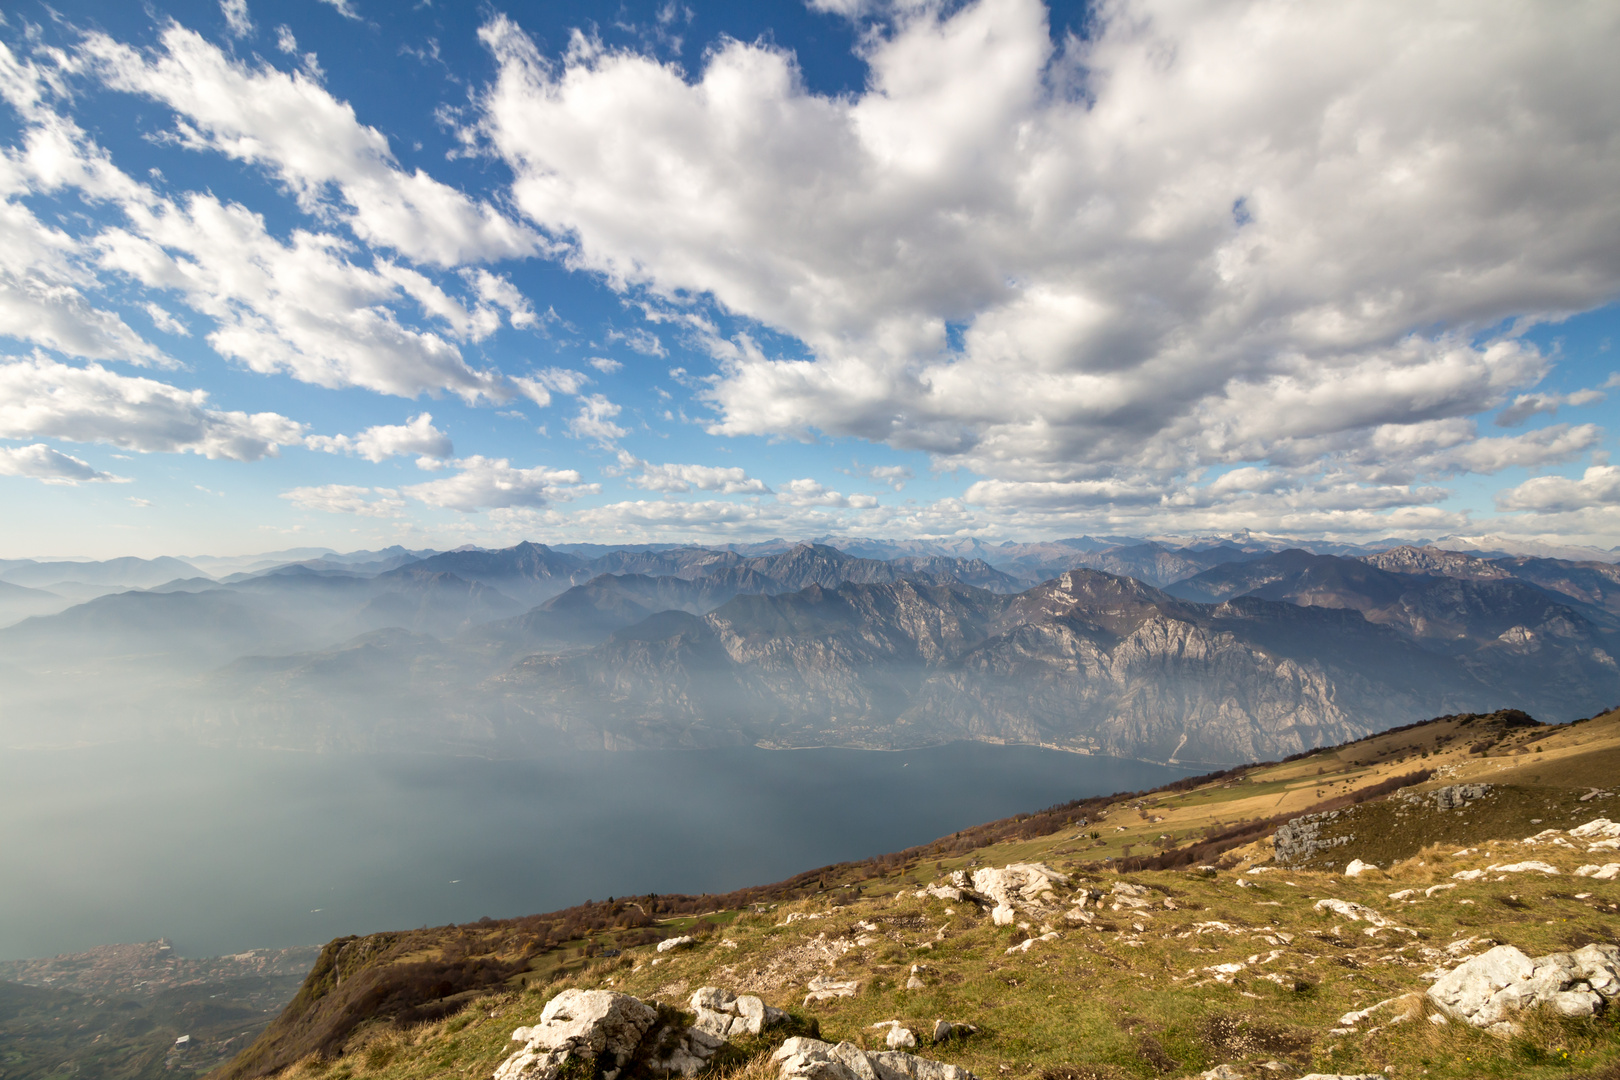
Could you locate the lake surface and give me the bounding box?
[0,743,1186,961]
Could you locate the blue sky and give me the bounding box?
[1,0,1617,558]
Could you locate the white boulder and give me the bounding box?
[971,864,1070,917]
[1486,861,1559,875]
[1344,859,1377,877]
[1571,818,1620,840]
[1575,863,1620,880]
[689,987,786,1039]
[1426,943,1620,1035]
[658,936,697,953]
[497,990,658,1080]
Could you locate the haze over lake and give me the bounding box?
[0,743,1184,962]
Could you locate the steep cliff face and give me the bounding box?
[178,558,1620,765]
[470,571,1582,765]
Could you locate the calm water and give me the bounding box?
[0,743,1185,961]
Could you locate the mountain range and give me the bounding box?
[2,539,1617,764]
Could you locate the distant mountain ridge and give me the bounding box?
[4,537,1619,764]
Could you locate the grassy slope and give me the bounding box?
[216,710,1620,1080]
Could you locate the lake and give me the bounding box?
[0,743,1187,961]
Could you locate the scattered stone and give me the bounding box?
[691,987,787,1039]
[1005,931,1059,955]
[1576,863,1620,880]
[930,1020,976,1044]
[1424,883,1456,896]
[1201,1066,1243,1080]
[1485,861,1558,875]
[1426,943,1620,1035]
[658,936,697,953]
[1451,869,1486,881]
[1298,1074,1384,1080]
[1344,859,1377,877]
[774,1037,977,1080]
[1313,898,1410,934]
[869,1022,918,1050]
[1388,889,1416,901]
[804,975,861,1006]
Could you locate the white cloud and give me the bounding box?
[219,0,254,39]
[1495,389,1606,427]
[0,354,305,460]
[477,0,1620,502]
[142,302,190,336]
[0,442,126,484]
[403,455,592,511]
[1496,465,1620,514]
[318,0,361,19]
[306,412,452,462]
[858,463,912,490]
[606,327,665,357]
[589,356,623,373]
[567,393,628,445]
[512,366,591,407]
[777,478,878,508]
[282,483,405,517]
[274,26,298,54]
[84,24,538,267]
[628,458,770,494]
[100,193,508,401]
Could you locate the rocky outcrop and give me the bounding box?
[494,986,789,1080]
[497,990,657,1080]
[970,864,1069,924]
[1426,944,1620,1035]
[1273,811,1354,865]
[773,1037,977,1080]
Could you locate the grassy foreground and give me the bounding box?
[215,709,1620,1080]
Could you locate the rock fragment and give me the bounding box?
[774,1037,977,1080]
[804,975,861,1006]
[658,936,697,953]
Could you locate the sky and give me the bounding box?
[1,0,1617,559]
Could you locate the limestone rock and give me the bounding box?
[930,1020,976,1044]
[1426,943,1620,1035]
[689,987,786,1039]
[971,864,1070,917]
[1344,859,1376,877]
[804,975,861,1006]
[1575,863,1620,880]
[658,936,697,953]
[1571,817,1620,840]
[1485,860,1558,875]
[775,1037,978,1080]
[496,990,658,1080]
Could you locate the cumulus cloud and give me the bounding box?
[0,354,305,459]
[1496,465,1620,514]
[1495,389,1606,427]
[403,455,592,511]
[589,356,623,373]
[512,366,591,407]
[0,442,126,484]
[628,458,770,494]
[305,412,452,462]
[567,394,628,445]
[777,478,878,508]
[100,193,508,401]
[476,0,1620,499]
[282,483,405,517]
[84,24,537,267]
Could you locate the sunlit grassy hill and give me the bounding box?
[213,708,1620,1080]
